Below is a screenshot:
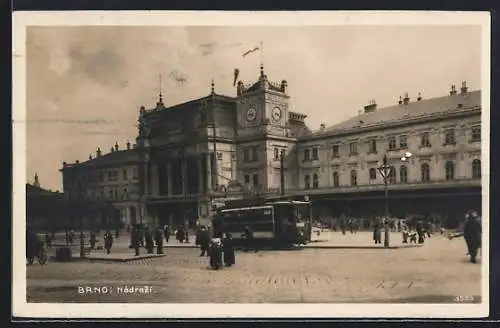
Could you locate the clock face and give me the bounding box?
[246,106,257,121]
[272,107,282,122]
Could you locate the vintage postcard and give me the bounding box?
[12,11,490,318]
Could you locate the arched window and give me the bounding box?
[369,168,377,180]
[304,175,310,189]
[388,166,397,184]
[445,161,455,180]
[312,174,319,189]
[421,163,430,182]
[472,159,481,179]
[333,171,340,187]
[350,170,357,186]
[399,165,408,183]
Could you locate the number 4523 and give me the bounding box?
[454,296,475,303]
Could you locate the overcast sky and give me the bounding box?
[25,25,481,191]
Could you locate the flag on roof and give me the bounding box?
[233,68,240,86]
[242,46,260,57]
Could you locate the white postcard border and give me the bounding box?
[12,10,491,318]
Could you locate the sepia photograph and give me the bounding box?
[12,11,490,318]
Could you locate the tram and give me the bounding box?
[211,197,312,248]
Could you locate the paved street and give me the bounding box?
[26,232,481,303]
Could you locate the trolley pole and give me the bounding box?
[280,150,285,196]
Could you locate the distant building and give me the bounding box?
[61,65,482,229]
[59,142,141,229]
[26,173,69,230]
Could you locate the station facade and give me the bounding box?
[60,66,482,229]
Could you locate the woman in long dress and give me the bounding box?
[223,233,235,267]
[209,238,223,270]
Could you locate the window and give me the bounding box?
[420,132,431,148]
[99,172,104,182]
[109,190,113,199]
[400,165,408,183]
[472,159,481,179]
[132,168,138,180]
[244,148,250,162]
[251,147,259,161]
[123,169,128,180]
[444,129,456,145]
[108,171,113,181]
[349,142,358,156]
[252,174,259,187]
[333,172,340,187]
[304,175,311,189]
[368,139,377,153]
[471,126,481,142]
[421,163,430,182]
[312,147,319,160]
[388,166,396,184]
[114,189,118,199]
[350,170,357,186]
[399,136,408,149]
[123,188,128,199]
[244,174,250,184]
[303,149,310,161]
[312,174,319,189]
[274,147,280,160]
[388,136,397,150]
[445,161,455,180]
[332,145,340,158]
[369,168,377,180]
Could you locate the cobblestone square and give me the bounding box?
[26,233,482,303]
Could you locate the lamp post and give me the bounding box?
[377,151,412,247]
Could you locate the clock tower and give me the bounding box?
[235,64,291,138]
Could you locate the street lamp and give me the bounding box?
[377,151,412,248]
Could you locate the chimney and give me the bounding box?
[320,123,325,131]
[63,161,67,167]
[363,100,377,113]
[126,141,131,150]
[111,147,114,153]
[96,147,101,157]
[115,142,119,151]
[450,84,457,96]
[403,92,410,105]
[417,92,422,101]
[460,81,468,95]
[75,160,79,164]
[398,96,403,105]
[281,80,288,93]
[89,154,92,160]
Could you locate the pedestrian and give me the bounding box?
[131,226,141,256]
[154,227,164,254]
[184,227,190,243]
[89,231,97,250]
[464,212,481,263]
[196,226,210,257]
[164,225,170,244]
[373,218,382,244]
[223,232,235,267]
[209,237,223,270]
[115,228,120,239]
[242,226,258,253]
[145,229,154,254]
[104,230,113,254]
[176,227,185,244]
[68,229,75,245]
[416,220,425,244]
[45,233,52,248]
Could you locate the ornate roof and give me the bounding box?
[62,149,140,170]
[318,90,481,135]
